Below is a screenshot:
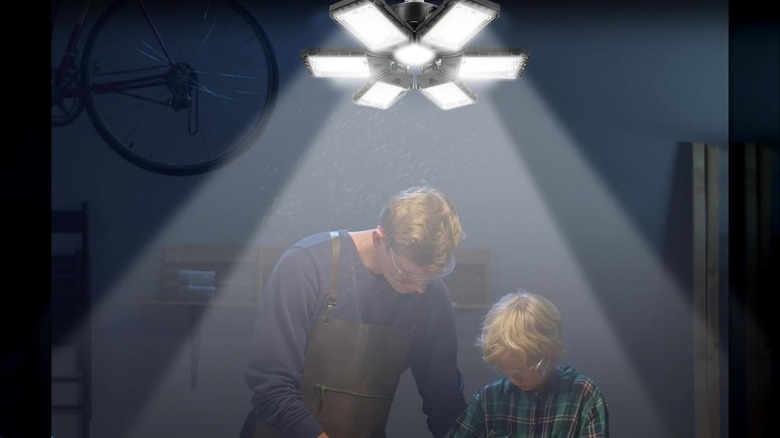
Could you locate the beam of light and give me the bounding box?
[54,24,711,438]
[223,38,681,435]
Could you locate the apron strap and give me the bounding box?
[324,231,341,322]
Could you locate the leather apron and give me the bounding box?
[250,231,414,438]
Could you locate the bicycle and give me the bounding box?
[51,0,278,176]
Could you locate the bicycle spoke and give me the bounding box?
[136,0,174,66]
[135,41,170,66]
[193,83,240,104]
[189,6,219,65]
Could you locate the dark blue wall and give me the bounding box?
[7,0,775,437]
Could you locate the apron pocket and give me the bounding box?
[309,383,394,438]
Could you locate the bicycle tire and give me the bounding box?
[81,0,277,176]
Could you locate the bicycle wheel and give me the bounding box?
[81,0,277,176]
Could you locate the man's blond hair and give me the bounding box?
[379,185,464,271]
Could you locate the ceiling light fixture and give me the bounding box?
[301,0,530,110]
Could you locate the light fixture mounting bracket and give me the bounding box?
[391,1,438,30]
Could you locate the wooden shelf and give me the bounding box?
[452,304,489,310]
[444,248,490,307]
[136,299,257,307]
[160,244,285,304]
[158,244,491,309]
[138,300,486,310]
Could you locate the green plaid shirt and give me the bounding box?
[445,365,609,438]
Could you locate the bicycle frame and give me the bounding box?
[52,0,172,102]
[52,0,92,91]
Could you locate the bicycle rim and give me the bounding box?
[82,0,278,176]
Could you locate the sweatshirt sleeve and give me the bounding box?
[244,247,325,438]
[410,281,468,438]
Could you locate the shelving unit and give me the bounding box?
[51,203,91,438]
[159,244,490,309]
[445,248,490,309]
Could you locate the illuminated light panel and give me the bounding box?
[418,71,477,110]
[302,51,371,77]
[443,48,530,79]
[460,55,524,79]
[393,43,436,67]
[419,0,500,52]
[331,0,410,52]
[353,71,412,109]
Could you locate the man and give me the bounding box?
[445,291,609,438]
[240,185,468,438]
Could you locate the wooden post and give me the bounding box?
[692,142,721,438]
